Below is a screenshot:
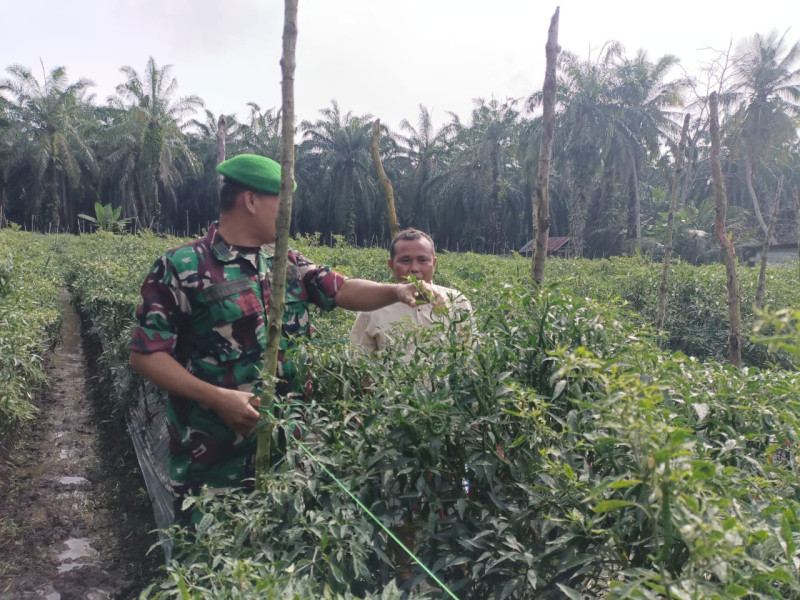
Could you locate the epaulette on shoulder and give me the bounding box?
[212,239,234,261]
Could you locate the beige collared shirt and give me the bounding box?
[349,284,472,354]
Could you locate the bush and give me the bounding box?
[0,229,62,436]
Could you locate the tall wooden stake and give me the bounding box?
[709,92,742,368]
[531,7,560,284]
[256,0,298,482]
[656,114,690,344]
[371,119,400,239]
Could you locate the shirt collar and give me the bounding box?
[207,222,274,267]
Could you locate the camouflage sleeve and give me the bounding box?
[291,250,348,312]
[130,255,187,355]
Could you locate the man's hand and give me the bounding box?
[208,389,262,437]
[129,350,262,437]
[395,279,444,308]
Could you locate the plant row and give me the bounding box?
[0,228,62,437]
[38,231,799,599]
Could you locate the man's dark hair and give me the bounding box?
[219,179,252,212]
[389,228,436,259]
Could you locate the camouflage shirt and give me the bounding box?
[130,223,347,498]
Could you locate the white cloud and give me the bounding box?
[2,0,798,130]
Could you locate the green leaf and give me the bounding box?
[556,583,584,600]
[592,500,638,514]
[609,479,643,489]
[552,379,567,400]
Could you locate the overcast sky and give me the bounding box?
[2,0,798,131]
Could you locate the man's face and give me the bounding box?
[388,238,437,283]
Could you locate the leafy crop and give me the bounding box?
[0,229,62,436]
[9,230,799,598]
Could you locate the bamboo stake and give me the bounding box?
[531,7,560,284]
[256,0,298,482]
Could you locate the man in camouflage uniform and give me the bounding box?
[129,154,431,521]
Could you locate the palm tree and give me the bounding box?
[297,101,379,245]
[238,103,282,158]
[553,45,621,257]
[396,105,457,231]
[109,57,202,229]
[182,109,240,231]
[425,98,524,253]
[552,45,683,256]
[730,30,800,238]
[608,50,684,245]
[0,64,96,232]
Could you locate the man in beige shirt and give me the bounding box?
[349,228,471,353]
[349,228,471,585]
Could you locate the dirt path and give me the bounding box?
[0,290,159,599]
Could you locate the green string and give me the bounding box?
[260,407,460,600]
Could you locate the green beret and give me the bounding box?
[216,153,296,194]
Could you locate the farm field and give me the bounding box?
[2,228,800,599]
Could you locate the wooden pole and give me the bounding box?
[256,0,298,482]
[531,7,560,284]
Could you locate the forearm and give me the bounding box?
[335,279,403,311]
[129,350,261,436]
[129,351,222,410]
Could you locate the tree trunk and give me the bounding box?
[570,186,587,258]
[490,142,504,253]
[531,7,559,284]
[656,113,690,343]
[216,114,227,196]
[709,92,742,368]
[743,153,772,241]
[627,157,641,247]
[256,0,298,482]
[755,175,784,308]
[48,158,60,232]
[60,171,72,233]
[681,133,698,206]
[0,186,7,228]
[370,119,400,239]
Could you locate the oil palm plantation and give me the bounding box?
[396,105,456,231]
[607,49,684,245]
[729,30,800,238]
[238,103,282,158]
[552,44,683,256]
[297,101,380,245]
[181,109,240,231]
[426,98,524,252]
[553,45,621,257]
[0,64,96,232]
[108,57,202,229]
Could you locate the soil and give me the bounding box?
[0,290,161,599]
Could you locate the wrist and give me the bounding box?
[198,384,222,412]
